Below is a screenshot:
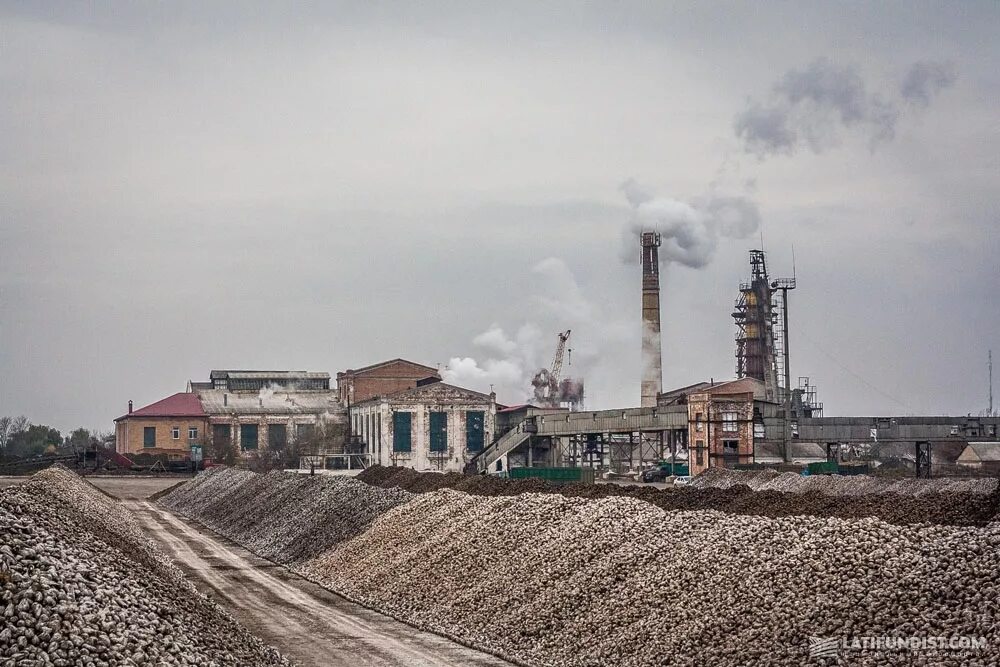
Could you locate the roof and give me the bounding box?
[193,388,341,416]
[338,358,439,377]
[116,392,206,421]
[355,381,493,405]
[498,403,540,414]
[754,441,827,462]
[209,370,330,380]
[959,443,1000,463]
[658,378,767,405]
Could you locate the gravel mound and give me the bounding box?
[161,468,413,563]
[357,466,1000,526]
[1,465,288,666]
[301,488,1000,667]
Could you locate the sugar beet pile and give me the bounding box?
[162,468,1000,666]
[0,465,288,666]
[357,465,1000,526]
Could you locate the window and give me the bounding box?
[429,411,448,452]
[296,423,314,441]
[268,424,287,449]
[753,423,765,439]
[695,441,704,466]
[188,426,198,440]
[143,427,156,448]
[240,424,259,450]
[171,427,180,439]
[723,440,739,456]
[393,412,412,452]
[212,424,231,445]
[466,411,485,452]
[695,412,703,431]
[722,412,738,432]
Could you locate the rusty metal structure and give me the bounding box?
[640,231,663,407]
[532,330,585,410]
[732,250,796,404]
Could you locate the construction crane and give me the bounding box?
[531,330,571,407]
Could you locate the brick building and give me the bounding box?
[336,359,440,406]
[658,378,765,476]
[350,381,497,472]
[114,393,209,460]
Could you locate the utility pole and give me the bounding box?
[990,350,994,417]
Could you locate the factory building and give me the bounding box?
[350,381,497,472]
[336,358,441,406]
[187,370,346,466]
[665,378,762,476]
[113,393,209,459]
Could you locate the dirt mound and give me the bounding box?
[357,465,1000,526]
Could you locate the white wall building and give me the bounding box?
[351,382,498,472]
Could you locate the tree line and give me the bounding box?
[0,416,112,461]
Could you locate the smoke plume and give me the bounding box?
[901,61,957,108]
[443,258,631,405]
[735,58,956,157]
[620,179,761,269]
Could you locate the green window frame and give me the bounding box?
[429,411,448,452]
[212,424,231,445]
[393,412,412,453]
[268,424,287,449]
[466,411,485,452]
[240,424,259,451]
[143,427,156,448]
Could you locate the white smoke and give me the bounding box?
[620,179,761,269]
[735,58,956,157]
[442,258,631,406]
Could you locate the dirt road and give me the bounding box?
[128,501,512,667]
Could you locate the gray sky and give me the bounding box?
[1,1,997,432]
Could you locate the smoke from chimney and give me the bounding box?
[640,232,662,407]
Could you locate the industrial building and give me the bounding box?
[113,393,209,460]
[188,370,346,466]
[349,380,498,472]
[336,359,441,406]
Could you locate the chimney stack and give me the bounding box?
[128,400,133,414]
[640,231,663,407]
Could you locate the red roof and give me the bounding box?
[115,392,206,421]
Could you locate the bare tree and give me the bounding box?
[0,417,11,452]
[0,415,29,453]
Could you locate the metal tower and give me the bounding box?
[732,250,788,403]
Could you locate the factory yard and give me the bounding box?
[129,501,511,667]
[4,466,1000,666]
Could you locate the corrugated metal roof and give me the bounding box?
[209,370,330,380]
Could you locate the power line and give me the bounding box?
[796,330,913,413]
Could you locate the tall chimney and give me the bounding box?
[641,231,663,407]
[128,400,133,414]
